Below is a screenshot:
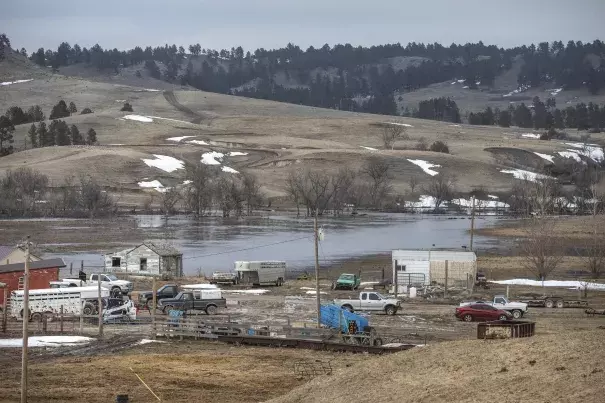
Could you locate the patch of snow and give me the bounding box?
[407,159,441,176]
[550,88,563,96]
[564,143,604,162]
[142,155,184,173]
[142,88,160,92]
[521,133,541,139]
[0,79,33,86]
[385,122,413,128]
[533,152,554,163]
[500,169,548,182]
[222,289,270,295]
[491,279,605,291]
[449,124,461,127]
[137,339,167,345]
[406,195,437,209]
[147,116,191,124]
[182,284,219,289]
[360,146,378,151]
[452,198,509,209]
[488,195,499,199]
[503,84,531,97]
[305,290,327,295]
[201,151,224,165]
[182,180,192,185]
[115,99,126,102]
[123,115,153,123]
[188,140,209,145]
[475,81,481,85]
[462,85,469,89]
[557,151,582,162]
[108,144,125,146]
[167,136,195,142]
[222,166,239,174]
[229,152,248,156]
[300,287,316,290]
[138,180,165,192]
[451,82,457,85]
[457,79,465,83]
[0,336,93,348]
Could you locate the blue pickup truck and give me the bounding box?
[158,289,226,315]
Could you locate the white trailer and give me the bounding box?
[235,261,286,286]
[10,286,110,321]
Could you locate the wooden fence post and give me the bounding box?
[60,305,64,334]
[2,289,7,333]
[444,260,449,299]
[152,277,157,340]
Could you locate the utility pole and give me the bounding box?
[21,236,31,403]
[97,276,103,338]
[314,209,321,329]
[470,196,476,251]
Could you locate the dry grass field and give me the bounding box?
[2,53,604,208]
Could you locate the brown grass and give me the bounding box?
[269,330,605,403]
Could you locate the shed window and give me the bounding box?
[140,258,148,271]
[111,257,121,267]
[396,261,406,272]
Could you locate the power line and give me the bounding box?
[182,235,313,260]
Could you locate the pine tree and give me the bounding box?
[68,102,77,115]
[47,120,58,146]
[28,123,38,148]
[49,100,70,119]
[498,110,511,127]
[27,105,45,122]
[0,116,15,156]
[553,109,565,129]
[37,122,48,147]
[70,125,83,145]
[86,128,97,145]
[54,120,71,145]
[514,104,533,128]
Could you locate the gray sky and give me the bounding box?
[3,0,604,53]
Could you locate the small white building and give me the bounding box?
[105,242,183,277]
[392,249,476,288]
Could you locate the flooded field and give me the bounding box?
[34,213,503,276]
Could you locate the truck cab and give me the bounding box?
[332,273,361,290]
[333,292,401,315]
[158,289,226,315]
[138,284,180,308]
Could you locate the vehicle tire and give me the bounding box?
[463,314,473,322]
[111,287,122,298]
[163,305,174,314]
[30,312,43,322]
[385,305,397,316]
[545,299,554,308]
[342,305,354,312]
[20,309,31,321]
[373,338,383,346]
[43,312,54,322]
[556,300,564,309]
[511,310,522,319]
[83,303,95,316]
[498,314,508,321]
[205,305,218,315]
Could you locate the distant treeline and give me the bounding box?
[7,31,603,116]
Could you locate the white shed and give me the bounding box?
[392,249,476,287]
[105,242,183,277]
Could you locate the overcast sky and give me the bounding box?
[3,0,604,53]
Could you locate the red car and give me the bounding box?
[455,303,513,322]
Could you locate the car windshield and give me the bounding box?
[105,274,118,281]
[174,292,183,299]
[340,275,354,281]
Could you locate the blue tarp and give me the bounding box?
[320,304,368,334]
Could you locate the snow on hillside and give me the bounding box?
[201,151,224,165]
[407,159,440,176]
[142,155,184,172]
[123,115,153,123]
[500,169,548,182]
[533,152,554,163]
[1,79,33,86]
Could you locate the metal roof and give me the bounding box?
[0,245,17,262]
[0,258,66,274]
[138,242,182,257]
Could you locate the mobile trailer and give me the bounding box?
[10,286,110,320]
[235,261,286,286]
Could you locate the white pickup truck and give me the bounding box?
[61,273,133,296]
[460,295,528,319]
[334,292,401,316]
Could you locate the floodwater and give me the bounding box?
[47,213,502,276]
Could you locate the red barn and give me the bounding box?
[0,258,65,303]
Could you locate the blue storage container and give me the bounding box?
[320,304,368,334]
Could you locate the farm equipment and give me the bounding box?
[320,304,382,345]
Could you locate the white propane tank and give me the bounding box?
[409,287,417,298]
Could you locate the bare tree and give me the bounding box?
[0,168,49,217]
[519,217,564,281]
[285,170,303,217]
[215,176,245,217]
[330,167,356,215]
[79,176,115,218]
[184,162,218,216]
[423,173,457,210]
[159,187,181,215]
[242,173,263,215]
[408,176,419,193]
[381,125,408,150]
[577,174,605,279]
[360,157,392,208]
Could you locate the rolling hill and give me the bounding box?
[1,52,604,209]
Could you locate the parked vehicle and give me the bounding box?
[518,295,589,308]
[158,289,226,315]
[61,273,133,296]
[455,304,513,322]
[235,261,286,286]
[138,284,180,308]
[460,295,528,319]
[320,304,383,345]
[333,292,401,315]
[10,286,110,321]
[102,299,137,323]
[331,273,361,290]
[210,271,238,285]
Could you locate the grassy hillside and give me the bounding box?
[1,55,604,208]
